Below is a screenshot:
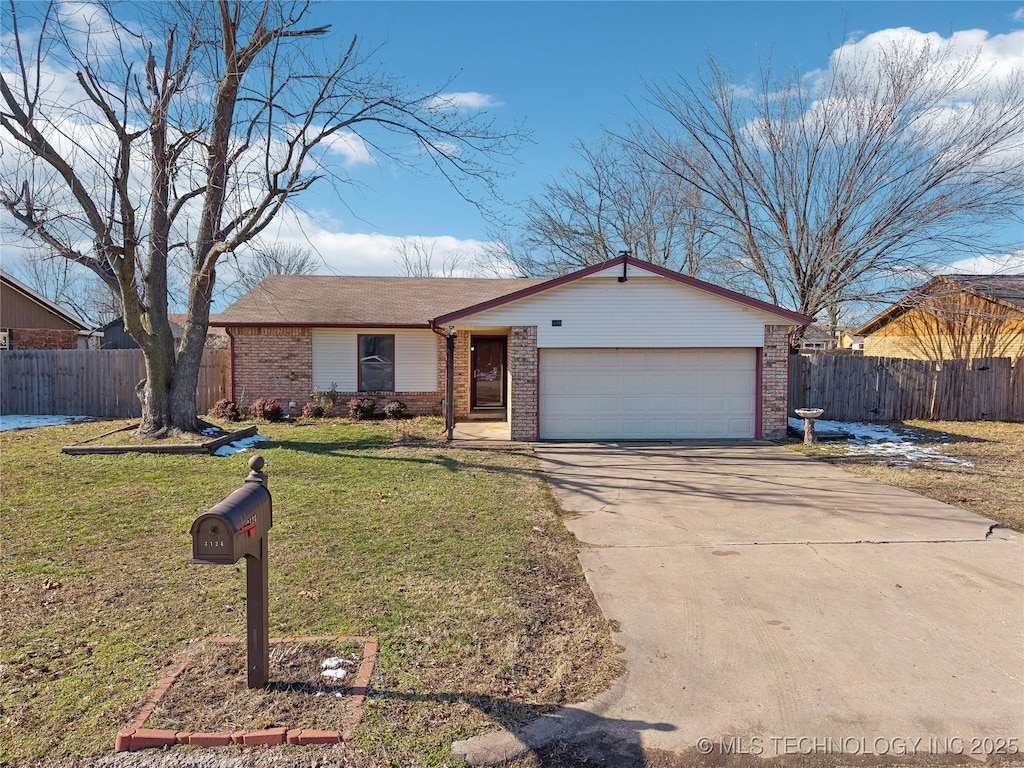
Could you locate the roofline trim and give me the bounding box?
[213,321,433,329]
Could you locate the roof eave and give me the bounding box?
[212,320,433,329]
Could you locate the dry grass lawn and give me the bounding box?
[788,420,1024,532]
[0,417,623,767]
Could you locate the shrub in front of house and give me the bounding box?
[347,397,375,420]
[311,383,340,413]
[383,400,408,419]
[249,397,284,422]
[209,398,241,422]
[301,401,327,419]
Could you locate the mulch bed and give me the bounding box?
[146,640,362,733]
[117,636,377,751]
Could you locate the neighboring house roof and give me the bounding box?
[98,316,185,339]
[855,274,1024,336]
[213,275,547,327]
[100,314,230,348]
[939,274,1024,309]
[795,324,837,343]
[167,314,229,339]
[0,269,90,331]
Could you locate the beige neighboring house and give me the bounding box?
[0,270,100,350]
[855,275,1024,362]
[836,329,864,352]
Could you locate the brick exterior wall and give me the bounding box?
[451,331,471,420]
[229,327,313,416]
[761,325,792,440]
[230,327,445,418]
[8,328,80,350]
[509,326,538,441]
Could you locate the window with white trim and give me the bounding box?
[358,334,395,391]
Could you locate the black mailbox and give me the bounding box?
[191,460,272,565]
[189,454,273,689]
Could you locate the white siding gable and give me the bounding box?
[457,277,785,347]
[580,261,664,280]
[312,328,438,391]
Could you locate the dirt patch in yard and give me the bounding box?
[143,639,364,734]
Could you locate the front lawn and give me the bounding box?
[788,420,1024,532]
[0,418,621,765]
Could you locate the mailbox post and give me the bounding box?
[190,455,272,689]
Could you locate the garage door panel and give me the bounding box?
[540,348,755,440]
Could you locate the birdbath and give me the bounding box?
[794,408,824,445]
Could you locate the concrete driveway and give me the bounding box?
[454,443,1024,765]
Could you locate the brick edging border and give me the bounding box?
[116,635,378,752]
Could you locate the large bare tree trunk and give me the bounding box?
[1,0,523,439]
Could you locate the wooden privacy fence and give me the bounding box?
[0,349,230,417]
[789,354,1024,422]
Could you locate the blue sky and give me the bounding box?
[0,1,1020,310]
[261,1,1024,278]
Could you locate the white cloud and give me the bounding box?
[1012,8,1024,22]
[426,91,503,111]
[828,27,1024,96]
[939,250,1024,275]
[227,207,496,278]
[320,130,374,166]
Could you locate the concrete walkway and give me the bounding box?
[454,443,1024,765]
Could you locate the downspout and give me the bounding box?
[227,329,237,402]
[754,347,763,440]
[431,322,456,441]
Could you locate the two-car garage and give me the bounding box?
[539,348,757,440]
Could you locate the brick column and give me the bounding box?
[229,327,312,416]
[761,325,791,440]
[509,326,538,441]
[453,331,471,420]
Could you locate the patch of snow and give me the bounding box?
[789,418,972,467]
[0,415,94,432]
[321,668,347,681]
[201,426,221,436]
[321,657,351,670]
[212,434,268,457]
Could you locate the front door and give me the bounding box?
[471,337,506,409]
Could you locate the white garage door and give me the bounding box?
[540,348,756,440]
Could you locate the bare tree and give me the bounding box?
[225,241,319,300]
[394,236,466,277]
[7,251,121,325]
[636,34,1024,320]
[0,0,522,437]
[497,136,722,277]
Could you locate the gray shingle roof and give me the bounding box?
[212,275,546,326]
[939,274,1024,310]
